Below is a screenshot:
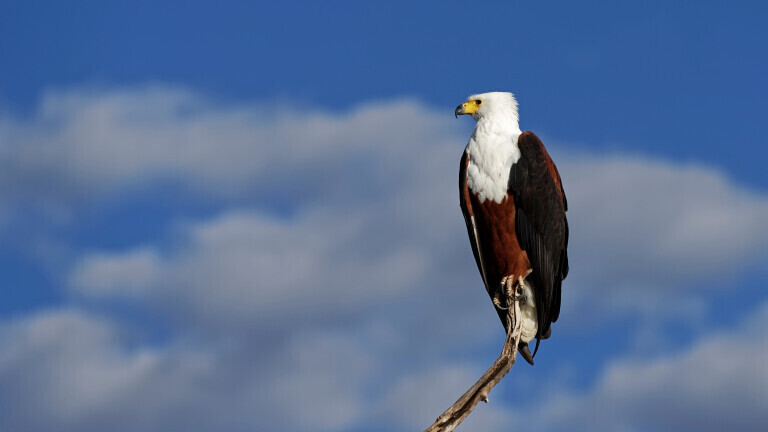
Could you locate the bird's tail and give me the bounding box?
[518,342,534,365]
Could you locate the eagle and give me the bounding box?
[455,92,569,365]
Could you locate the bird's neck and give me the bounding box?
[473,113,522,138]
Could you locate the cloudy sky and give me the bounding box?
[1,2,767,431]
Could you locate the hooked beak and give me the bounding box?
[454,100,479,118]
[454,104,465,119]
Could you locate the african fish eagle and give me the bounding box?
[455,92,569,365]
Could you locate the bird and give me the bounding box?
[455,92,569,365]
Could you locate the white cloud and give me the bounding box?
[554,153,768,333]
[0,85,454,207]
[5,302,767,432]
[0,306,521,432]
[516,301,768,432]
[562,154,768,290]
[5,86,768,309]
[0,309,170,432]
[69,247,162,297]
[0,309,378,432]
[54,87,768,334]
[69,208,443,331]
[3,86,768,432]
[376,363,514,431]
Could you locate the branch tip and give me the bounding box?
[422,285,524,432]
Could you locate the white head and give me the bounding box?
[455,91,520,127]
[458,92,522,202]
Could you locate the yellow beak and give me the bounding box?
[454,101,480,118]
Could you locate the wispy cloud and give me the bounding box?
[516,301,768,432]
[1,86,767,431]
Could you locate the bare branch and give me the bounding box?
[423,283,523,432]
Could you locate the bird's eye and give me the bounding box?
[476,100,482,105]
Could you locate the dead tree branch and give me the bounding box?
[423,283,523,432]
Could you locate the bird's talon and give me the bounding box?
[511,294,527,306]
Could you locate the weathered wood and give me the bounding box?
[423,283,523,432]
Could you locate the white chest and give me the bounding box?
[465,132,521,204]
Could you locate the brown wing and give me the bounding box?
[459,152,490,293]
[508,131,569,343]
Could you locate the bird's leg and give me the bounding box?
[494,276,517,310]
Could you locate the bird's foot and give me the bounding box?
[495,276,527,310]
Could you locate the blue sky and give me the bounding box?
[1,2,767,431]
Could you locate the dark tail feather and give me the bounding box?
[518,342,535,365]
[531,337,541,358]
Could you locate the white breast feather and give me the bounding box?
[465,130,521,204]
